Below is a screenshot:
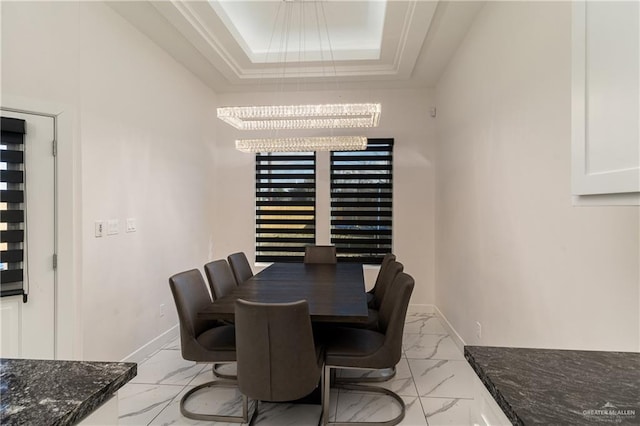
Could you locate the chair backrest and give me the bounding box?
[169,269,217,360]
[378,272,414,365]
[227,252,253,284]
[304,245,337,264]
[235,299,322,402]
[372,260,403,309]
[373,253,396,289]
[204,259,237,299]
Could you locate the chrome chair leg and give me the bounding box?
[212,362,237,380]
[247,398,259,426]
[335,366,396,384]
[321,365,405,426]
[180,381,250,423]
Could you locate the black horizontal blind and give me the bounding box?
[255,152,316,263]
[1,117,26,297]
[330,138,393,264]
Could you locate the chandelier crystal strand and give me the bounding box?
[235,136,367,153]
[217,103,381,130]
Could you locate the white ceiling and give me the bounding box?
[109,1,485,93]
[212,1,387,63]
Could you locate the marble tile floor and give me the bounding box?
[118,312,481,425]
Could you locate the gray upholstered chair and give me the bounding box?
[228,252,254,284]
[332,260,403,384]
[235,299,324,424]
[366,253,396,307]
[204,259,240,379]
[204,259,238,299]
[370,259,403,310]
[304,245,337,264]
[168,269,248,423]
[321,272,415,426]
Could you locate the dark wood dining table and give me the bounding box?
[198,262,369,323]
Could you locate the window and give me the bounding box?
[330,138,393,264]
[1,117,26,298]
[255,152,316,262]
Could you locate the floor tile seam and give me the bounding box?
[406,356,431,425]
[404,356,465,361]
[419,395,476,401]
[337,388,419,398]
[404,351,421,398]
[122,382,186,389]
[403,332,449,336]
[145,385,187,426]
[129,379,201,386]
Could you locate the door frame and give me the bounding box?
[1,95,81,360]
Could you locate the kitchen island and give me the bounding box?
[465,346,639,425]
[0,358,136,425]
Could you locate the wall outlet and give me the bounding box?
[476,321,482,340]
[160,304,165,317]
[94,221,104,238]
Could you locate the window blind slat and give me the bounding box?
[256,228,316,235]
[0,210,24,223]
[1,249,23,263]
[0,190,24,203]
[0,230,24,243]
[0,150,24,163]
[0,270,23,284]
[257,200,315,207]
[1,117,26,134]
[331,228,392,236]
[0,171,24,184]
[256,164,315,171]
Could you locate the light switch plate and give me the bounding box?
[94,221,104,238]
[126,218,136,233]
[107,219,119,235]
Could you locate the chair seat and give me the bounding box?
[339,309,379,331]
[324,327,389,369]
[196,324,236,353]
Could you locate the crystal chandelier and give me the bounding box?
[217,103,381,130]
[235,136,367,153]
[216,1,379,153]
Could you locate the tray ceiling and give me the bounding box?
[109,1,484,92]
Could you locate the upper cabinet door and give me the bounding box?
[572,1,639,196]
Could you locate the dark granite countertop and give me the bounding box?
[0,358,136,426]
[465,346,640,425]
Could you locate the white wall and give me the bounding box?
[435,2,640,351]
[214,88,436,305]
[1,2,219,360]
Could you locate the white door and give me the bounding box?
[0,111,56,359]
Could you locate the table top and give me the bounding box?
[198,263,368,323]
[465,346,640,425]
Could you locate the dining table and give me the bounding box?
[198,262,369,323]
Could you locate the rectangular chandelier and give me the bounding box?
[217,103,381,130]
[235,136,367,153]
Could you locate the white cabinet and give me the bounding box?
[572,1,639,203]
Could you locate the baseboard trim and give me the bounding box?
[408,303,436,314]
[121,325,178,363]
[433,305,466,353]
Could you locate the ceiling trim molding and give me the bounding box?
[149,0,438,84]
[108,0,484,92]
